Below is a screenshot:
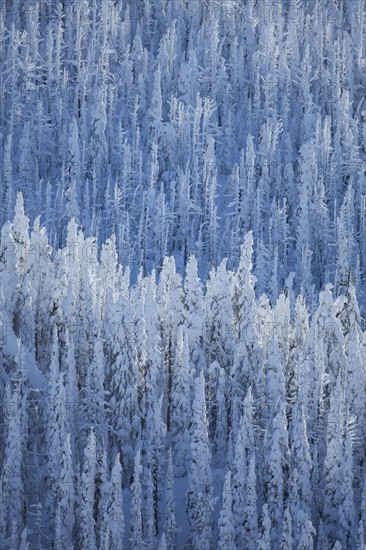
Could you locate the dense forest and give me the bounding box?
[1,0,366,548]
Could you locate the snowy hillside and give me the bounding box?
[1,0,366,299]
[1,0,366,549]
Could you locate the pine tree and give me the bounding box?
[12,192,30,275]
[44,327,67,524]
[79,429,97,550]
[1,386,25,540]
[84,324,106,435]
[204,259,234,371]
[229,343,252,444]
[263,406,289,548]
[316,520,327,550]
[357,518,364,550]
[289,396,312,517]
[164,449,177,550]
[142,463,155,549]
[140,275,164,426]
[170,326,191,476]
[0,221,19,315]
[231,231,262,400]
[129,449,143,549]
[186,371,214,550]
[339,428,356,549]
[313,283,346,393]
[95,441,109,547]
[54,505,63,550]
[323,375,344,545]
[282,507,293,550]
[211,363,228,466]
[144,394,167,539]
[335,187,354,295]
[257,504,271,550]
[183,254,206,376]
[64,327,78,450]
[56,434,75,550]
[105,292,140,480]
[296,510,315,549]
[232,231,256,342]
[232,387,255,547]
[243,454,258,550]
[272,291,291,368]
[344,327,366,470]
[66,118,81,221]
[100,454,124,550]
[264,338,286,424]
[157,256,183,431]
[218,471,235,550]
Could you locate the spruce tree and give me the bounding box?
[186,371,214,550]
[129,449,143,549]
[79,429,97,550]
[217,471,235,550]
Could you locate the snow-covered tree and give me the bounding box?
[339,428,356,549]
[323,375,344,544]
[204,259,234,372]
[100,453,124,550]
[232,386,255,546]
[157,256,183,430]
[263,406,290,548]
[217,471,235,550]
[257,504,271,550]
[1,386,25,541]
[170,326,191,476]
[79,429,97,550]
[164,449,177,550]
[186,371,214,550]
[56,434,75,550]
[129,449,143,549]
[183,254,206,376]
[243,453,259,550]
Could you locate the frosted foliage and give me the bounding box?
[0,1,366,548]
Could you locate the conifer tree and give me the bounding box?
[157,256,183,430]
[105,292,140,480]
[1,386,25,541]
[100,454,124,550]
[204,258,234,371]
[130,449,143,549]
[218,471,235,550]
[183,254,206,376]
[44,329,67,527]
[232,387,255,546]
[164,449,177,550]
[323,375,344,545]
[243,454,259,550]
[56,434,75,550]
[79,429,97,550]
[282,507,293,550]
[339,428,356,549]
[170,327,191,476]
[289,396,312,517]
[263,406,290,548]
[186,371,214,550]
[257,504,271,550]
[84,324,106,435]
